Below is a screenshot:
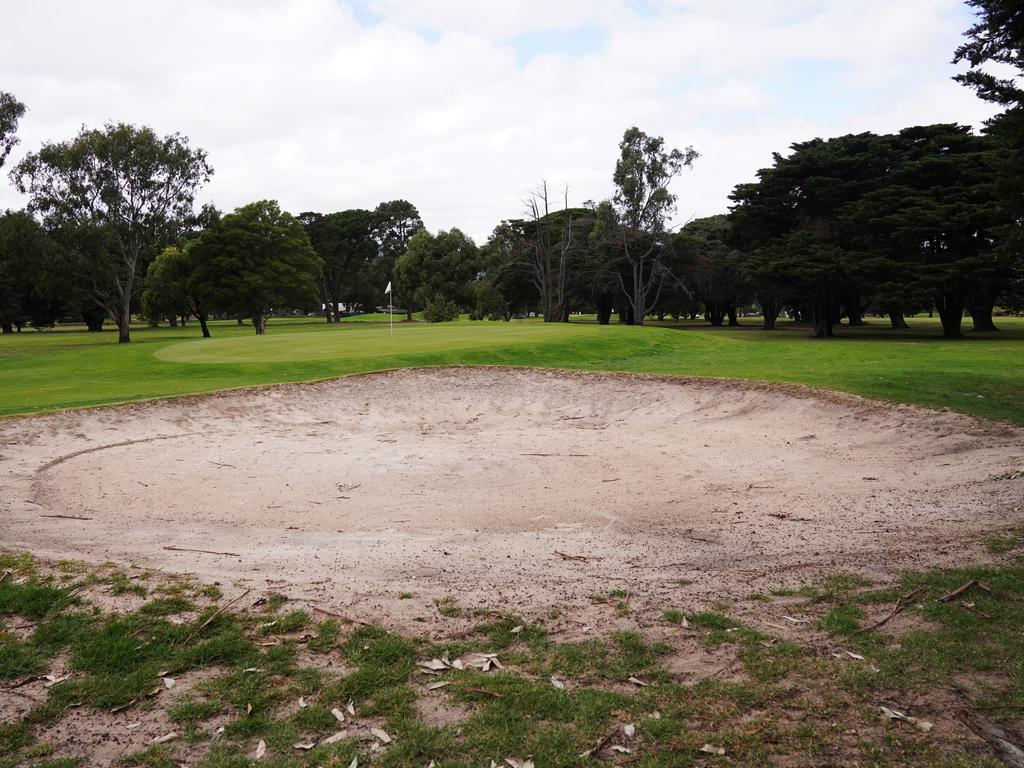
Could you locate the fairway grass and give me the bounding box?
[2,317,1023,424]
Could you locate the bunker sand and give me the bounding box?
[2,367,1022,631]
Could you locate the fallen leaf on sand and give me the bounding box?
[44,674,71,688]
[419,658,449,671]
[427,681,450,691]
[880,706,933,733]
[255,740,267,759]
[162,677,176,690]
[348,758,358,768]
[624,723,636,738]
[628,677,648,687]
[294,741,316,750]
[152,732,177,744]
[298,696,308,709]
[550,676,565,690]
[699,743,725,755]
[611,745,631,754]
[332,708,346,722]
[246,703,253,716]
[322,731,347,745]
[347,699,356,715]
[846,651,865,661]
[125,722,141,731]
[510,625,524,634]
[371,727,393,744]
[782,615,809,624]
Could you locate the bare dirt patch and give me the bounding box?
[2,367,1022,632]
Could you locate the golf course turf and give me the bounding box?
[1,316,1023,424]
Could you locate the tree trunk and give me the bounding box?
[198,312,211,338]
[83,309,104,332]
[935,291,965,339]
[968,299,998,332]
[116,312,131,344]
[596,294,613,325]
[617,305,633,325]
[252,311,267,335]
[812,295,835,338]
[1,321,12,334]
[706,306,725,326]
[759,297,779,330]
[727,307,740,326]
[322,281,334,323]
[237,316,244,326]
[888,310,909,329]
[169,314,178,327]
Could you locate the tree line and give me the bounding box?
[0,0,1020,340]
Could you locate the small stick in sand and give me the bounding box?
[554,550,600,562]
[313,606,373,627]
[41,514,93,520]
[163,546,240,557]
[938,578,990,603]
[183,588,253,644]
[856,586,927,635]
[464,687,503,698]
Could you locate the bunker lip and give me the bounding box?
[2,366,1022,633]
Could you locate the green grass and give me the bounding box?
[1,315,1023,423]
[4,553,1024,767]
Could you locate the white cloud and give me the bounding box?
[0,0,1000,241]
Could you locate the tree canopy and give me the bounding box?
[0,92,26,169]
[11,123,212,342]
[190,201,322,334]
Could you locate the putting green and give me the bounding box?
[156,322,592,364]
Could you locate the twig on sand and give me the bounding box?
[521,453,590,458]
[464,687,503,698]
[586,728,618,758]
[163,546,240,557]
[855,586,927,635]
[554,550,601,562]
[183,588,253,644]
[206,460,237,469]
[313,606,373,627]
[41,514,93,521]
[7,675,46,690]
[684,534,718,545]
[938,578,990,603]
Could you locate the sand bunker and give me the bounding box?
[2,367,1022,630]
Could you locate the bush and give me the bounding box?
[423,299,460,322]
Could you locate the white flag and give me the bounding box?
[384,281,392,295]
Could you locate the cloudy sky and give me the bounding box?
[0,0,998,240]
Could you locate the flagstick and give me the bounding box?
[389,291,393,337]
